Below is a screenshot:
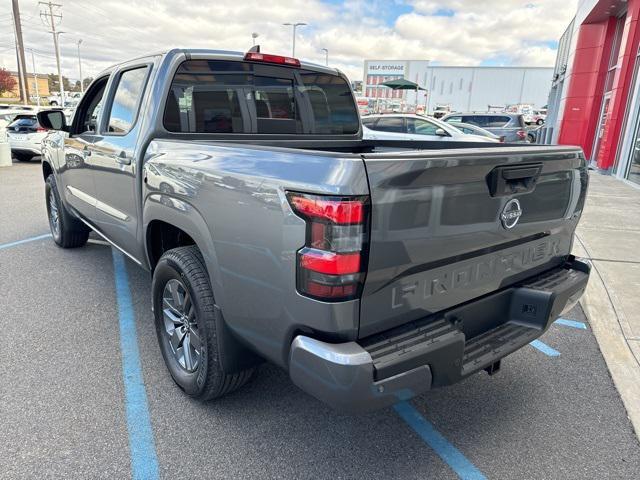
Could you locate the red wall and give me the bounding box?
[558,0,640,169]
[557,18,616,160]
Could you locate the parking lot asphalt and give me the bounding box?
[1,160,640,479]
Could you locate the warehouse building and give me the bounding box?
[363,60,553,113]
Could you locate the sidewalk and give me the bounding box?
[573,172,640,438]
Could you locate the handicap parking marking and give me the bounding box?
[0,233,51,250]
[111,248,160,480]
[555,318,587,330]
[394,401,487,480]
[529,339,561,357]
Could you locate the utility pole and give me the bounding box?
[76,39,83,93]
[321,48,328,66]
[282,22,306,57]
[26,49,40,107]
[12,0,29,103]
[251,32,259,47]
[40,1,64,106]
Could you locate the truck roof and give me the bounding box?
[98,48,340,78]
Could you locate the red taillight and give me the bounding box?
[517,130,526,139]
[288,192,368,301]
[244,52,301,68]
[290,195,364,224]
[36,127,48,132]
[300,250,361,275]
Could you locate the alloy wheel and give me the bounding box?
[48,189,60,237]
[162,278,202,372]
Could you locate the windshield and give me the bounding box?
[164,60,359,135]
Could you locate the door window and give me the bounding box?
[406,118,438,135]
[373,117,404,132]
[106,66,149,134]
[73,77,108,134]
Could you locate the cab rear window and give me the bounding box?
[164,60,359,135]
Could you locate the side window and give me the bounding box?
[463,116,487,127]
[74,77,108,134]
[374,117,404,132]
[446,116,462,123]
[407,118,438,135]
[362,117,376,127]
[485,116,510,128]
[106,66,149,134]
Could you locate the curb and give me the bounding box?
[577,242,640,440]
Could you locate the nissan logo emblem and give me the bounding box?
[501,199,522,229]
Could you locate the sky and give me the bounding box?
[0,0,578,84]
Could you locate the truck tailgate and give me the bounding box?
[359,146,587,338]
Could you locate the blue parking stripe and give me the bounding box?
[555,318,587,329]
[530,339,560,357]
[111,249,160,480]
[394,401,487,480]
[0,233,51,250]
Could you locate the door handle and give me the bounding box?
[487,163,543,197]
[82,147,91,157]
[116,150,131,165]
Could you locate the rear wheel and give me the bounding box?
[45,174,90,248]
[152,245,254,400]
[536,119,544,126]
[14,152,33,162]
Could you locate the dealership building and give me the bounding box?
[546,0,640,186]
[363,59,553,112]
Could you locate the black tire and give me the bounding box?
[45,174,90,248]
[152,245,254,400]
[536,119,544,126]
[14,152,33,162]
[527,134,535,143]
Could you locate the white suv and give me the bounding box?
[6,114,49,161]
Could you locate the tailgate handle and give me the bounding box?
[487,163,543,197]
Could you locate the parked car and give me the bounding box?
[37,48,590,413]
[441,112,528,142]
[6,114,48,161]
[362,114,499,142]
[449,121,503,142]
[48,92,82,107]
[532,109,547,126]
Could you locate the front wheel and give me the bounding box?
[536,119,544,126]
[152,246,254,400]
[45,174,90,248]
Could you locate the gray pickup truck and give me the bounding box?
[37,48,590,413]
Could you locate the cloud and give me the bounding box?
[0,0,577,84]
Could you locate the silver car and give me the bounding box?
[442,112,527,143]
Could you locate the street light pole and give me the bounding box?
[282,22,306,57]
[251,32,259,46]
[321,48,328,66]
[77,39,83,93]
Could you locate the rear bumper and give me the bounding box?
[289,256,590,413]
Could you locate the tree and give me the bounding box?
[47,73,74,93]
[0,69,17,96]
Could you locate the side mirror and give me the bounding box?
[435,128,448,137]
[37,110,67,131]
